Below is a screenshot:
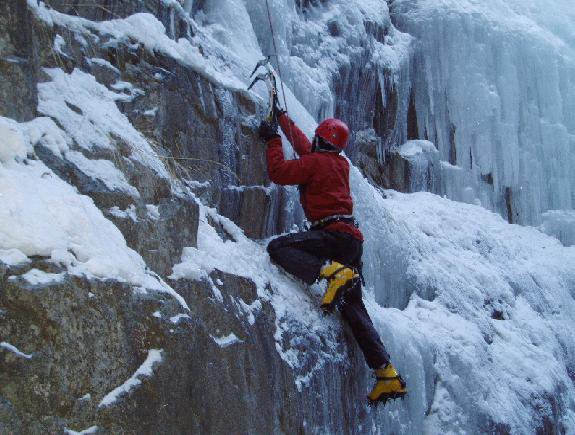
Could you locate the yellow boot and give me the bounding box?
[367,363,407,406]
[319,261,358,313]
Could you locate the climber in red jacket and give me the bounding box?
[259,109,407,406]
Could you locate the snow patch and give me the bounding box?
[0,117,28,163]
[0,248,29,266]
[398,140,438,158]
[64,426,99,435]
[65,151,140,198]
[0,342,33,359]
[109,205,138,221]
[53,34,66,56]
[211,333,243,348]
[170,313,191,324]
[37,67,168,178]
[0,119,187,311]
[146,204,160,220]
[99,349,163,407]
[21,268,65,286]
[88,57,120,74]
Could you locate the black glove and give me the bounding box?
[259,119,279,142]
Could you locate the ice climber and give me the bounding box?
[259,105,407,405]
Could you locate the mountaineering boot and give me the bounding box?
[319,261,359,313]
[367,363,407,406]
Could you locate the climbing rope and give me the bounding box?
[264,0,290,115]
[263,0,300,150]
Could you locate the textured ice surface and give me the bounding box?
[540,209,575,247]
[353,171,575,433]
[392,0,575,239]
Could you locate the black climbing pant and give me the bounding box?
[267,229,390,369]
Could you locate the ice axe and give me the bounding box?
[248,57,280,123]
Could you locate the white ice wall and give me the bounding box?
[392,0,575,239]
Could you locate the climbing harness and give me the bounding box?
[309,214,358,231]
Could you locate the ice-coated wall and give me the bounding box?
[391,0,575,236]
[5,0,574,433]
[204,0,575,246]
[241,0,413,152]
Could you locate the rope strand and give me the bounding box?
[264,0,297,147]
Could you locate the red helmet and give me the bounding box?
[315,118,350,150]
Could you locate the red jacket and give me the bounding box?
[266,114,363,241]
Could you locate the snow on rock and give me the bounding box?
[0,158,145,285]
[20,268,65,286]
[0,342,33,359]
[0,118,28,163]
[87,57,119,74]
[64,426,99,435]
[170,313,191,324]
[27,1,245,90]
[98,349,163,408]
[109,205,138,221]
[53,34,66,56]
[0,115,70,162]
[64,151,140,198]
[37,67,168,178]
[0,249,30,266]
[210,333,243,348]
[398,140,438,158]
[145,204,160,220]
[0,120,188,310]
[24,117,71,158]
[171,203,345,389]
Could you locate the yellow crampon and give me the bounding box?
[319,261,359,313]
[367,363,407,406]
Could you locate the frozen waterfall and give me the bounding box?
[392,0,575,243]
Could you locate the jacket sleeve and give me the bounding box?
[266,136,313,185]
[278,113,312,156]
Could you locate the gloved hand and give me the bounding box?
[258,119,280,142]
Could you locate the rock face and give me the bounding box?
[0,1,375,433]
[0,0,39,121]
[0,259,368,433]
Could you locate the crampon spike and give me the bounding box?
[367,391,407,407]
